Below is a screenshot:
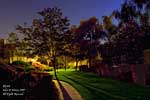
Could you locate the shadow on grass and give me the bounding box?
[55,75,72,100]
[59,73,128,100]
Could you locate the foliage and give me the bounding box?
[12,60,34,72]
[12,0,149,69]
[100,0,150,65]
[12,60,30,66]
[66,17,106,68]
[43,67,54,71]
[16,7,70,75]
[7,32,19,44]
[37,56,48,65]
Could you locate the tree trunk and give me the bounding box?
[75,56,78,71]
[54,64,57,77]
[53,57,57,77]
[89,35,92,68]
[11,50,14,63]
[89,45,92,68]
[64,55,67,71]
[89,55,92,68]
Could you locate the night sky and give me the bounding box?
[0,0,123,38]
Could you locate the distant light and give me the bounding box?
[31,59,36,62]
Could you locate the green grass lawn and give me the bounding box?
[50,69,150,100]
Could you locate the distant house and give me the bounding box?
[0,39,9,63]
[0,39,27,63]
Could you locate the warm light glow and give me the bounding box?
[68,59,88,67]
[10,56,27,63]
[28,58,36,62]
[31,58,36,63]
[32,62,47,69]
[27,57,48,69]
[78,60,88,66]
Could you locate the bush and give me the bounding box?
[12,60,34,72]
[43,67,53,71]
[24,67,34,72]
[12,60,30,67]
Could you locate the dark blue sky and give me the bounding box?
[0,0,123,38]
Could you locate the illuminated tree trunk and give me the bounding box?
[53,56,57,77]
[89,33,92,68]
[89,54,92,68]
[75,59,78,71]
[64,55,67,71]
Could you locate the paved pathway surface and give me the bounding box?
[53,80,83,100]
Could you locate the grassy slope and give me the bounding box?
[50,69,150,100]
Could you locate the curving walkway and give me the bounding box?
[53,80,83,100]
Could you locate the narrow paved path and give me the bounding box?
[53,80,83,100]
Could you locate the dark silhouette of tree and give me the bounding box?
[17,7,70,76]
[8,32,19,44]
[63,25,80,70]
[73,17,105,68]
[110,0,150,64]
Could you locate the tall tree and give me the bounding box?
[17,7,70,76]
[75,17,105,68]
[111,0,150,64]
[64,25,81,70]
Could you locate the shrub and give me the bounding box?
[12,60,34,72]
[43,67,53,71]
[12,60,30,67]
